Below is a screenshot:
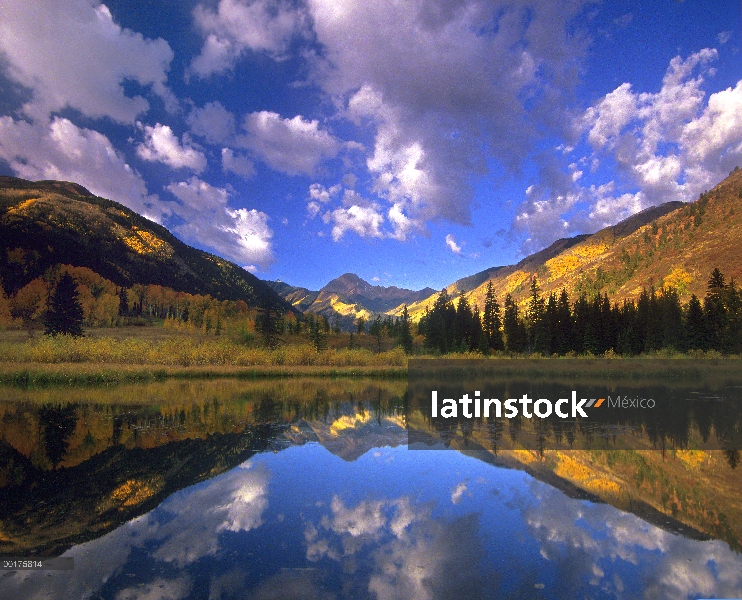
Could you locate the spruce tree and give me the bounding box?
[503,294,527,353]
[44,273,84,337]
[257,298,283,349]
[398,305,414,354]
[527,277,546,353]
[309,317,328,351]
[483,281,504,351]
[684,294,705,350]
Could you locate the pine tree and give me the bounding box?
[472,305,489,354]
[527,277,546,353]
[44,273,84,337]
[503,294,527,353]
[423,289,456,353]
[482,281,504,351]
[309,316,328,351]
[684,294,705,350]
[369,315,383,353]
[398,304,414,354]
[256,298,283,349]
[454,293,473,351]
[704,276,727,352]
[118,287,128,316]
[554,288,573,355]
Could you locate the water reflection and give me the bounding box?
[0,377,741,599]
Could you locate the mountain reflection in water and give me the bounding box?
[0,378,741,600]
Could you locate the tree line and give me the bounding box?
[419,268,742,356]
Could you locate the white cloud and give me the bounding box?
[717,30,732,45]
[166,177,274,268]
[325,203,385,242]
[308,182,341,204]
[115,576,192,600]
[306,201,321,219]
[451,481,468,504]
[0,0,174,123]
[221,147,256,179]
[151,462,269,567]
[445,234,462,255]
[0,116,160,218]
[137,123,207,172]
[239,111,341,176]
[521,480,742,600]
[305,494,495,600]
[582,83,637,150]
[187,101,236,144]
[515,49,742,252]
[190,0,306,78]
[307,0,592,234]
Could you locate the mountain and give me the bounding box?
[267,273,435,329]
[0,176,291,310]
[395,168,742,321]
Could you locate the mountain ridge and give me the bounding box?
[0,175,292,311]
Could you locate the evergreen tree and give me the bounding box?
[723,280,742,354]
[398,305,414,353]
[308,316,328,351]
[503,294,527,353]
[554,288,573,355]
[572,293,590,354]
[659,287,683,350]
[118,287,128,317]
[684,294,705,350]
[44,273,84,337]
[423,289,456,353]
[357,315,366,335]
[527,277,547,353]
[472,305,488,354]
[454,293,474,351]
[256,298,283,349]
[369,315,383,353]
[482,281,504,351]
[645,287,663,352]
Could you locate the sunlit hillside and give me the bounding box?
[397,169,742,321]
[0,176,288,310]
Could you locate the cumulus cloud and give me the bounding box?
[190,0,306,78]
[307,0,591,236]
[115,576,192,600]
[222,147,256,178]
[0,115,161,218]
[307,182,340,218]
[151,462,269,567]
[238,111,341,176]
[515,48,742,252]
[324,203,385,242]
[305,495,496,600]
[445,234,462,255]
[0,0,174,123]
[187,101,236,144]
[136,123,207,172]
[717,31,732,45]
[166,177,274,268]
[309,182,341,204]
[521,480,742,600]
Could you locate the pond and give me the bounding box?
[1,376,741,599]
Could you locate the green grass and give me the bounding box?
[0,329,738,386]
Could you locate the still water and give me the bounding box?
[1,377,741,599]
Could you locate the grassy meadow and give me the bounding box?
[0,324,738,386]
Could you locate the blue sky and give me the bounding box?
[0,0,740,291]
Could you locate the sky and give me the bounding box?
[0,0,741,292]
